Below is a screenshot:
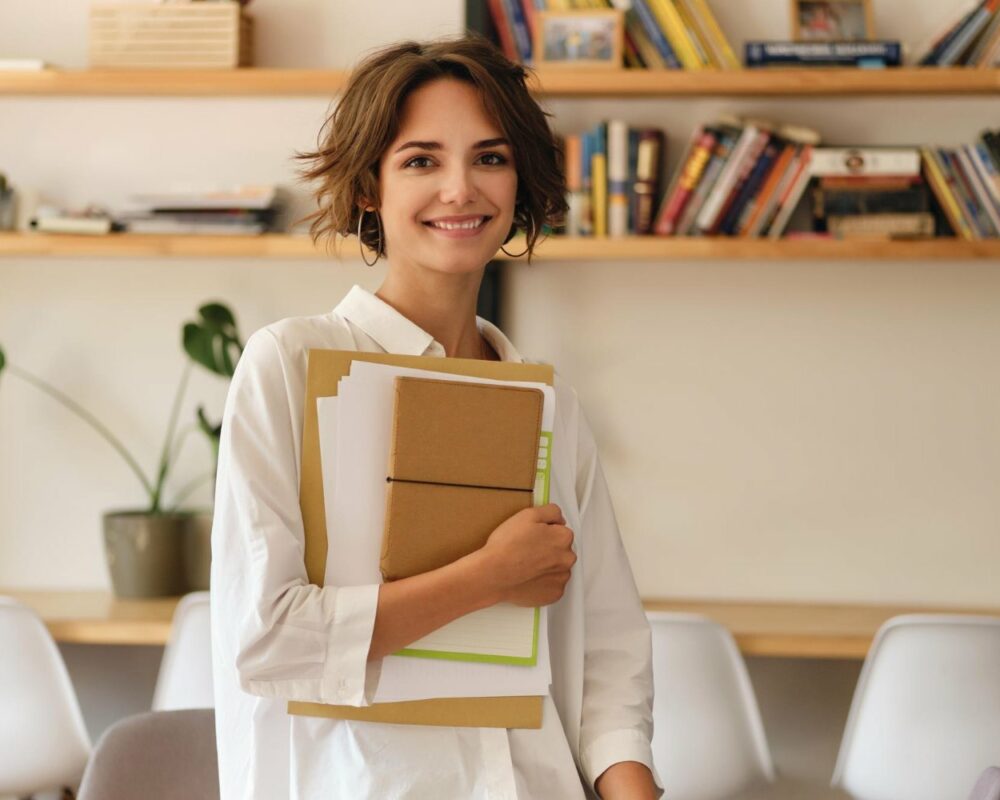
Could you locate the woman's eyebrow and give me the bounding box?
[393,137,510,154]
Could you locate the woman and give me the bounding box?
[211,35,661,800]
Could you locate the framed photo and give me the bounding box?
[790,0,875,42]
[534,10,624,69]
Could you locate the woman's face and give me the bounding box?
[377,77,518,278]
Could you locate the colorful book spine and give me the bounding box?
[631,0,683,69]
[739,144,795,236]
[939,147,987,237]
[745,40,903,67]
[487,0,518,61]
[957,145,1000,234]
[684,0,740,68]
[501,0,533,62]
[607,120,630,237]
[720,137,784,235]
[580,131,594,236]
[591,124,608,237]
[564,134,585,237]
[673,0,715,67]
[921,147,974,240]
[767,146,814,239]
[695,123,762,233]
[809,148,921,177]
[654,127,716,235]
[746,145,802,237]
[632,130,664,235]
[919,1,985,64]
[711,129,772,235]
[647,0,704,69]
[938,0,1000,65]
[676,127,738,235]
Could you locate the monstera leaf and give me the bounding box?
[183,302,243,378]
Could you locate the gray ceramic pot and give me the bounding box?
[183,511,213,591]
[103,511,189,598]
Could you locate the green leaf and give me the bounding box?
[199,302,236,332]
[196,406,222,441]
[183,302,244,378]
[0,344,6,376]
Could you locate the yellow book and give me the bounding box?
[683,0,741,69]
[647,0,704,70]
[592,152,608,237]
[674,0,718,68]
[921,147,974,241]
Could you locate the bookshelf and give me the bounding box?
[3,232,1000,261]
[1,67,999,97]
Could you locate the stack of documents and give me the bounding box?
[316,360,557,705]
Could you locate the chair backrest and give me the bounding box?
[77,709,219,800]
[832,615,1000,800]
[0,596,91,796]
[647,611,775,800]
[152,591,214,711]
[969,767,1000,800]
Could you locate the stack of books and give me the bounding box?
[808,148,932,238]
[486,0,739,69]
[918,0,1000,66]
[651,117,821,238]
[561,122,665,237]
[922,131,1000,240]
[118,185,281,235]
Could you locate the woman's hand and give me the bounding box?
[474,503,577,607]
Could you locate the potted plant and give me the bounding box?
[0,302,243,597]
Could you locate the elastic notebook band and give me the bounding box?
[386,477,533,494]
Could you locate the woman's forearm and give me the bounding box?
[595,761,658,800]
[367,550,498,661]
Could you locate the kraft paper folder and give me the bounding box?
[289,349,554,728]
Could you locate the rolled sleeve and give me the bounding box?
[575,411,664,797]
[213,329,379,708]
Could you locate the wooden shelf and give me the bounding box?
[1,67,998,98]
[6,589,996,657]
[2,232,1000,261]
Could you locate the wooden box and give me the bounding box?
[89,2,253,69]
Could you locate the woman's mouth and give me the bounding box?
[423,215,492,238]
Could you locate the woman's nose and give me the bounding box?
[439,164,478,205]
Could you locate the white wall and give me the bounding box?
[3,1,997,606]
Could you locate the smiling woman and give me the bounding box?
[211,34,660,800]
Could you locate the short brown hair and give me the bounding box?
[296,34,567,261]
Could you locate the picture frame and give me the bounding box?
[790,0,876,42]
[534,10,624,69]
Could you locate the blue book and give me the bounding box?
[745,41,902,68]
[939,2,999,65]
[919,2,984,65]
[631,0,683,69]
[501,0,532,62]
[719,138,782,236]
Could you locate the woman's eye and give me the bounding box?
[403,155,434,169]
[478,152,508,166]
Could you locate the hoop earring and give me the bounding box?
[500,219,531,258]
[358,208,382,267]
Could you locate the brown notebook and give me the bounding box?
[381,377,544,582]
[290,349,554,729]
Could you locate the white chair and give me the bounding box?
[832,614,1000,800]
[647,611,775,800]
[152,591,214,711]
[0,596,91,798]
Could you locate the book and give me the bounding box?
[827,213,935,238]
[631,0,683,68]
[938,0,1000,66]
[607,120,630,236]
[564,134,585,236]
[918,0,984,64]
[768,145,814,239]
[695,121,767,234]
[745,40,903,68]
[673,0,716,67]
[921,146,975,240]
[746,144,804,237]
[648,0,703,69]
[957,145,1000,234]
[0,58,49,71]
[676,123,740,235]
[634,130,665,234]
[487,0,518,61]
[653,125,717,235]
[740,143,798,236]
[719,135,785,235]
[936,148,985,238]
[682,0,740,69]
[809,148,921,178]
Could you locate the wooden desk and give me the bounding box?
[4,590,997,659]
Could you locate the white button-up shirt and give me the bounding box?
[211,285,661,799]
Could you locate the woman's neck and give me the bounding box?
[375,266,486,359]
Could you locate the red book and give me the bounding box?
[654,128,717,235]
[487,0,518,62]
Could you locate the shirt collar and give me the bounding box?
[335,285,525,363]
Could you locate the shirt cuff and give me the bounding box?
[320,583,379,706]
[580,729,664,799]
